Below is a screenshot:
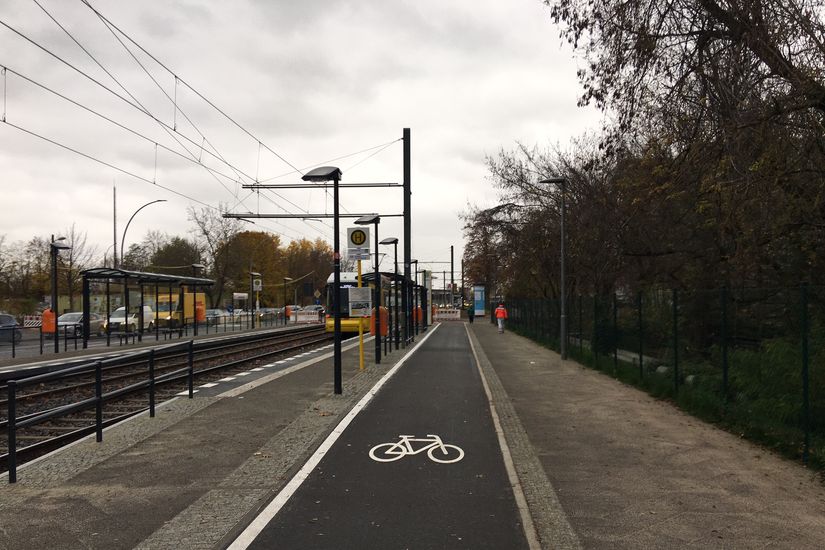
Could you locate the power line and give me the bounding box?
[80,0,304,176]
[29,0,253,206]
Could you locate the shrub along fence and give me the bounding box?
[506,285,824,471]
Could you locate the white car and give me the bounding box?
[102,306,155,333]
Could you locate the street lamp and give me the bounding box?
[355,214,381,364]
[191,263,205,336]
[283,277,293,325]
[540,176,568,360]
[302,166,343,394]
[50,235,71,353]
[119,199,166,268]
[380,237,399,351]
[249,271,261,329]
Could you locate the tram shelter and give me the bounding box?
[80,268,214,349]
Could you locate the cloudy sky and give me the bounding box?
[0,0,600,279]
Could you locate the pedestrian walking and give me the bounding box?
[467,303,475,324]
[494,302,508,333]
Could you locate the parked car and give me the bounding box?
[0,313,22,344]
[205,308,227,325]
[55,312,105,337]
[102,306,155,333]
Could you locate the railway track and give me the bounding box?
[1,325,332,478]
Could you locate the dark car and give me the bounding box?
[0,313,22,344]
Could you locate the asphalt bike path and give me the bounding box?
[232,322,530,549]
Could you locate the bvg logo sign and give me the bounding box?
[350,229,367,246]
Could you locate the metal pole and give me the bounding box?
[802,284,810,463]
[333,173,343,393]
[402,128,411,346]
[249,272,255,330]
[673,288,679,394]
[51,235,59,354]
[721,286,729,401]
[394,241,399,350]
[450,245,454,307]
[560,181,567,360]
[374,225,381,364]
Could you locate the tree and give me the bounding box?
[188,204,243,307]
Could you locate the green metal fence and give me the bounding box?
[507,286,824,469]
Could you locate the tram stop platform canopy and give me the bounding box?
[80,267,215,348]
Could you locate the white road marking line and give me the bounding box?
[236,372,251,376]
[219,377,236,382]
[226,325,441,550]
[199,383,219,388]
[275,360,287,364]
[176,390,198,396]
[251,368,264,372]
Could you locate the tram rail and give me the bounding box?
[1,325,331,482]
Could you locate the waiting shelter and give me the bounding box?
[81,267,214,348]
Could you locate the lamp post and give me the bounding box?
[191,263,204,336]
[119,199,166,268]
[50,235,71,353]
[540,176,568,360]
[356,214,381,364]
[249,271,260,329]
[283,276,293,325]
[302,167,343,394]
[381,237,399,350]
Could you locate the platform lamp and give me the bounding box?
[301,166,344,394]
[380,237,399,350]
[50,235,71,353]
[283,277,293,325]
[191,263,205,336]
[355,214,381,364]
[540,176,568,360]
[249,271,261,330]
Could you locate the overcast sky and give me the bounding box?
[0,0,601,279]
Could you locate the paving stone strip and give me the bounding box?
[466,326,582,550]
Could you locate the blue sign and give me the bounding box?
[473,286,485,316]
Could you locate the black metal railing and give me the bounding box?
[4,340,194,483]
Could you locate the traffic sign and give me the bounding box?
[347,227,370,260]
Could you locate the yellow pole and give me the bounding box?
[358,259,364,370]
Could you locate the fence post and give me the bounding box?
[801,284,810,464]
[578,295,583,355]
[673,288,679,395]
[149,349,156,418]
[95,361,103,442]
[7,380,17,483]
[721,286,728,401]
[638,291,644,379]
[613,293,618,375]
[188,340,195,398]
[593,295,598,368]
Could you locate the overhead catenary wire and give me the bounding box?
[1,15,302,241]
[28,0,253,206]
[80,0,305,176]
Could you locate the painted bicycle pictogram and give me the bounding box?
[369,434,464,464]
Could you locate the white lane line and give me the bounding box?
[176,390,198,396]
[236,372,251,376]
[226,325,441,550]
[465,324,541,550]
[275,360,287,364]
[199,383,219,388]
[251,368,264,372]
[219,377,236,382]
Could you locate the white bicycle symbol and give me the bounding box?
[369,434,465,464]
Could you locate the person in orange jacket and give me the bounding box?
[494,302,508,333]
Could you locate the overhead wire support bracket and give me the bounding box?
[241,182,401,189]
[223,213,405,219]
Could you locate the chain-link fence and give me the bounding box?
[507,285,824,470]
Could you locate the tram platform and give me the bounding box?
[2,321,825,549]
